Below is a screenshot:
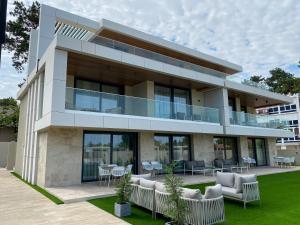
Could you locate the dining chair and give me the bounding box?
[111,166,125,184]
[98,166,111,187]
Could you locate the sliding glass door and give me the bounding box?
[248,138,267,166]
[213,137,238,164]
[154,85,191,120]
[154,134,191,164]
[82,132,137,182]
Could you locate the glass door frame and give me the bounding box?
[82,131,138,182]
[248,138,268,166]
[74,78,124,113]
[154,133,192,162]
[154,83,192,119]
[213,136,239,164]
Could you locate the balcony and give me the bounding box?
[90,36,227,78]
[65,87,220,124]
[230,111,288,129]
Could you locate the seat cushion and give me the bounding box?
[186,161,194,170]
[131,177,140,185]
[140,178,156,189]
[132,173,151,179]
[181,187,202,200]
[194,160,205,168]
[222,186,243,199]
[234,174,257,193]
[216,172,235,188]
[204,184,222,199]
[155,182,167,193]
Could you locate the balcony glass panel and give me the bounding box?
[90,36,227,78]
[230,110,288,129]
[66,87,220,124]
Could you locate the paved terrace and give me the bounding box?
[46,166,300,203]
[0,169,128,225]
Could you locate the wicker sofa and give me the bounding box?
[216,172,260,208]
[130,177,225,225]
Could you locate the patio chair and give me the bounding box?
[186,160,212,176]
[151,161,163,175]
[173,160,186,174]
[283,157,295,168]
[111,166,125,184]
[142,161,154,175]
[273,156,284,167]
[125,164,133,174]
[214,159,237,172]
[242,157,256,169]
[98,166,111,186]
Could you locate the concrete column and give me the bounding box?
[138,132,155,173]
[266,138,277,166]
[235,97,241,112]
[203,87,230,126]
[27,29,39,74]
[237,136,249,161]
[192,134,215,165]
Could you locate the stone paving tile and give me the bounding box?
[0,169,129,225]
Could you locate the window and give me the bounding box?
[213,137,238,163]
[154,85,191,119]
[75,79,122,112]
[82,132,137,182]
[154,134,191,164]
[291,104,297,110]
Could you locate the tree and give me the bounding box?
[249,75,265,83]
[0,98,19,140]
[4,1,40,72]
[247,68,300,95]
[265,68,300,95]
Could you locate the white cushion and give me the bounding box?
[181,188,202,200]
[140,178,156,189]
[234,174,257,193]
[204,184,222,199]
[132,173,151,179]
[131,177,140,185]
[155,182,167,193]
[216,172,235,188]
[222,186,243,199]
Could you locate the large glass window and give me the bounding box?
[213,137,238,163]
[248,138,267,166]
[82,132,137,182]
[75,79,122,113]
[154,134,191,164]
[154,85,190,119]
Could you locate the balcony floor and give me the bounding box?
[45,166,300,204]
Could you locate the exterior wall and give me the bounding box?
[0,142,9,167]
[266,137,277,166]
[238,136,249,159]
[15,93,28,175]
[139,132,155,173]
[37,128,83,187]
[191,89,204,107]
[192,134,214,164]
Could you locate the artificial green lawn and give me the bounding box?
[11,172,64,204]
[89,171,300,225]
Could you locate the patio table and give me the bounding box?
[231,166,248,173]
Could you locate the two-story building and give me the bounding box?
[14,5,293,187]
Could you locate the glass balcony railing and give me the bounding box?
[90,36,227,78]
[65,87,220,124]
[230,111,288,129]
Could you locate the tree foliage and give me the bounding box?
[4,1,40,72]
[0,98,19,138]
[247,67,300,95]
[164,162,187,225]
[115,172,132,204]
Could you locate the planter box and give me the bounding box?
[114,202,131,217]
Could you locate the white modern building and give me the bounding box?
[15,5,293,187]
[257,94,300,151]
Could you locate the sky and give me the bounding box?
[0,0,300,98]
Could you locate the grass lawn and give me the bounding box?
[89,171,300,225]
[11,172,64,205]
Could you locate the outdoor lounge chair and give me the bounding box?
[186,160,212,176]
[130,176,225,225]
[173,160,186,174]
[216,172,260,208]
[214,159,237,172]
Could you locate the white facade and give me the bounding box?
[15,5,294,187]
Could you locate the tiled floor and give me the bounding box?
[0,169,129,225]
[46,166,300,203]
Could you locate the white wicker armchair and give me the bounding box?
[155,189,225,225]
[242,181,260,208]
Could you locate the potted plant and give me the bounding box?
[164,162,187,225]
[114,172,133,217]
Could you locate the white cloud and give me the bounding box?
[1,0,300,98]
